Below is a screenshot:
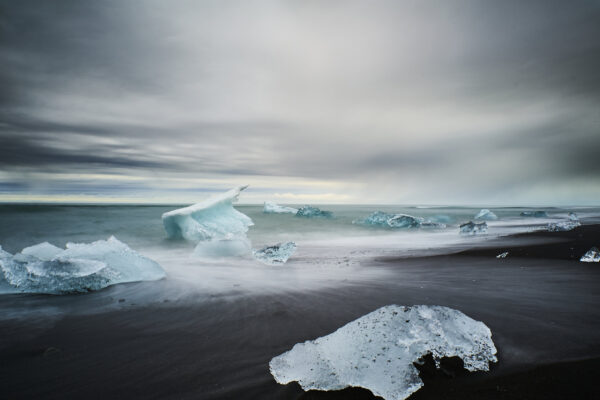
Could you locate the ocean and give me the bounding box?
[1,204,599,399]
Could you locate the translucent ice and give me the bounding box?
[162,186,253,242]
[270,305,497,400]
[253,242,297,265]
[580,247,600,262]
[0,237,166,294]
[474,209,497,220]
[547,213,580,232]
[193,235,252,258]
[355,212,445,229]
[296,206,333,218]
[264,201,298,214]
[459,221,488,235]
[520,211,548,218]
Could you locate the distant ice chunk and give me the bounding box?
[520,211,548,218]
[580,247,600,263]
[474,209,497,220]
[296,206,333,218]
[355,212,445,229]
[162,186,253,242]
[459,221,488,235]
[253,242,297,265]
[496,251,509,259]
[547,213,580,232]
[270,305,497,400]
[264,201,298,214]
[0,237,165,295]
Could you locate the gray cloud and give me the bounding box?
[0,0,599,204]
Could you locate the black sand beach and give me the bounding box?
[1,224,599,400]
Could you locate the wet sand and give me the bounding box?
[0,224,599,399]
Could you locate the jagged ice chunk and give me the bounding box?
[296,206,333,218]
[253,242,297,265]
[459,221,488,235]
[474,209,497,220]
[264,201,298,214]
[270,305,497,400]
[580,247,600,262]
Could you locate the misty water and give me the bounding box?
[1,204,600,399]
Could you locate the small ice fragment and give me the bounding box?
[263,201,298,214]
[269,305,497,400]
[496,251,509,259]
[296,206,333,218]
[580,247,600,262]
[474,209,497,220]
[459,221,488,235]
[253,242,297,265]
[568,212,579,222]
[520,211,548,218]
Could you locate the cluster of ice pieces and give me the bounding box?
[0,237,165,294]
[162,186,254,257]
[253,242,297,265]
[474,209,498,220]
[459,221,488,235]
[270,305,497,400]
[263,201,298,214]
[580,247,600,263]
[354,212,446,229]
[296,205,333,218]
[520,211,548,218]
[547,212,581,232]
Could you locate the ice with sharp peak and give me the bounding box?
[253,242,297,265]
[296,206,333,218]
[355,212,445,229]
[270,305,497,400]
[162,185,253,242]
[580,247,600,262]
[0,237,165,294]
[264,201,298,215]
[474,209,497,220]
[459,221,488,235]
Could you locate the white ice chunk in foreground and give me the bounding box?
[253,242,297,265]
[580,247,600,262]
[162,186,253,242]
[459,221,488,235]
[270,305,497,400]
[496,251,509,259]
[264,201,298,214]
[0,237,166,295]
[474,209,497,220]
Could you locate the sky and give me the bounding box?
[1,0,599,205]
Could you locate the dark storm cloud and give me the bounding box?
[0,0,599,203]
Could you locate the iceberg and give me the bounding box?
[296,205,333,218]
[580,247,600,262]
[474,209,497,220]
[355,212,445,229]
[253,242,297,265]
[264,201,298,214]
[0,237,165,295]
[520,211,548,218]
[162,186,253,242]
[459,221,488,235]
[270,305,497,400]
